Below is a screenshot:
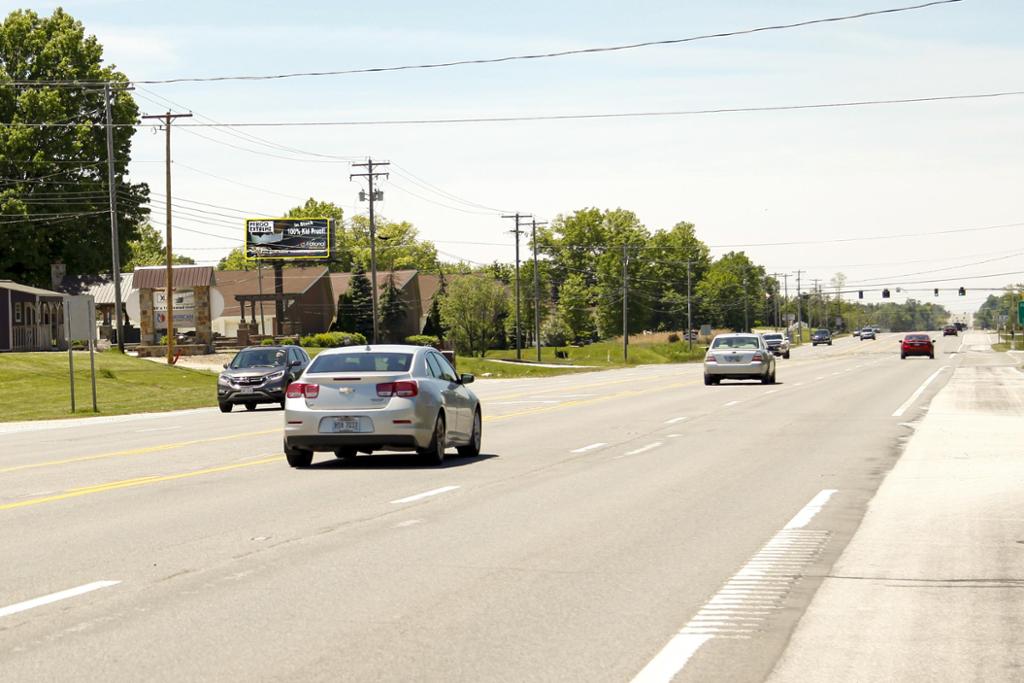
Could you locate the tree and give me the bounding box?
[421,275,447,340]
[439,276,507,357]
[379,273,408,343]
[123,224,195,269]
[0,8,149,287]
[334,263,374,338]
[696,252,766,331]
[557,273,593,341]
[347,215,439,274]
[217,247,248,271]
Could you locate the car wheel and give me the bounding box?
[929,353,935,359]
[704,374,714,386]
[284,440,313,468]
[218,402,232,413]
[278,400,286,410]
[334,447,357,460]
[828,341,832,346]
[901,353,906,359]
[245,403,256,411]
[784,350,790,359]
[457,409,482,457]
[417,414,446,466]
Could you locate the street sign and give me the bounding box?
[245,218,332,260]
[784,313,796,323]
[1018,300,1024,326]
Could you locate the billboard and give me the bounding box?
[245,218,332,260]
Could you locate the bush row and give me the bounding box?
[403,335,440,347]
[299,331,368,348]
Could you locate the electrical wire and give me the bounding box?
[130,1,963,85]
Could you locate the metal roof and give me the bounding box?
[0,280,67,298]
[59,273,134,305]
[131,265,216,289]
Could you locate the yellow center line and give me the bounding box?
[0,429,280,475]
[0,456,283,512]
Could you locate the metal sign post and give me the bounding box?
[67,295,98,413]
[65,301,75,413]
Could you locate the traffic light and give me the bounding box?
[934,288,939,297]
[858,290,864,299]
[882,288,890,299]
[958,287,966,296]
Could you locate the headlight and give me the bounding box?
[218,375,231,385]
[267,370,285,381]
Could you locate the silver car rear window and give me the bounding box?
[712,336,760,349]
[308,352,412,373]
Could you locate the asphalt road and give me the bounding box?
[0,332,978,681]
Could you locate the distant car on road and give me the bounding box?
[811,329,832,346]
[283,345,481,468]
[704,333,777,385]
[943,325,958,336]
[218,345,310,412]
[761,332,791,359]
[901,333,935,360]
[860,327,876,340]
[852,329,861,338]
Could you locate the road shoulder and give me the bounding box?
[768,359,1024,682]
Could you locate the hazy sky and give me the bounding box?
[11,0,1024,315]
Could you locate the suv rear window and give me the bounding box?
[308,352,412,373]
[763,334,782,340]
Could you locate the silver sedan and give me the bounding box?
[703,333,777,385]
[283,345,481,467]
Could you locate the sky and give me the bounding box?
[8,0,1024,317]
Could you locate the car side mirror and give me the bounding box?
[932,339,936,344]
[289,360,302,367]
[460,373,475,385]
[222,362,229,369]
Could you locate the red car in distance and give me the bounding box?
[901,333,935,360]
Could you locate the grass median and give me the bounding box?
[0,351,217,422]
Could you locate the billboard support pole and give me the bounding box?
[257,261,266,337]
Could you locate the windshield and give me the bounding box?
[815,330,829,335]
[308,352,413,373]
[712,336,760,349]
[230,348,287,369]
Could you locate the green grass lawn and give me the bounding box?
[0,351,217,422]
[485,338,706,368]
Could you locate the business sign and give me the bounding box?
[154,289,195,330]
[245,218,331,260]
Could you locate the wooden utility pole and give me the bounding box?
[351,159,390,344]
[104,83,126,353]
[502,213,531,360]
[531,219,547,362]
[142,110,192,363]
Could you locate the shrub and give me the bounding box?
[667,332,681,343]
[260,337,277,346]
[542,315,571,347]
[301,331,368,348]
[404,335,440,347]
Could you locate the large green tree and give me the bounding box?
[347,214,439,274]
[0,8,149,287]
[696,252,767,331]
[557,272,593,341]
[123,224,195,269]
[439,275,507,357]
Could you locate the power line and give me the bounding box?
[130,1,963,85]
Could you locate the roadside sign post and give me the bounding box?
[64,301,75,413]
[67,295,98,413]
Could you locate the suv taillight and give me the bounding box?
[377,380,418,398]
[286,382,319,399]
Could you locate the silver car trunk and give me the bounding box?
[712,348,758,364]
[301,372,410,411]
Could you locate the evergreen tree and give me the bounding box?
[379,274,408,343]
[422,275,448,341]
[339,264,374,339]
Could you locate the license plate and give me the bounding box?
[326,417,360,433]
[239,387,255,394]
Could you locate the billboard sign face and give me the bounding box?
[245,218,331,260]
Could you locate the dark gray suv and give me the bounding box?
[218,345,310,412]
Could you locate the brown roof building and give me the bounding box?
[213,266,333,337]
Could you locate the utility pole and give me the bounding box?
[743,270,750,332]
[351,159,390,344]
[686,261,693,352]
[141,110,192,364]
[104,83,126,353]
[622,245,629,362]
[794,270,804,345]
[502,213,531,360]
[771,273,783,332]
[531,219,547,362]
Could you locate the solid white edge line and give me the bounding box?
[631,489,837,682]
[783,489,838,529]
[570,442,607,453]
[624,442,663,456]
[891,366,948,417]
[389,485,460,505]
[0,580,121,619]
[664,416,688,424]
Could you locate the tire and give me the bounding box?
[784,350,790,359]
[218,402,232,413]
[929,353,935,360]
[457,409,482,457]
[334,447,357,460]
[278,400,286,410]
[828,341,832,346]
[762,369,773,385]
[704,374,714,386]
[245,403,256,411]
[284,440,313,468]
[901,353,906,360]
[418,414,446,466]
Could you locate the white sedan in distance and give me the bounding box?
[704,333,777,385]
[283,345,481,468]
